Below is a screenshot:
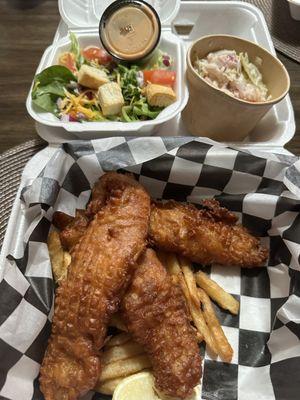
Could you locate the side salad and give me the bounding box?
[32,32,177,122]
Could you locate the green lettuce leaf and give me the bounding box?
[69,31,85,69]
[32,65,76,113]
[32,93,59,114]
[33,65,76,87]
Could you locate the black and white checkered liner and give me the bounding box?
[0,137,299,400]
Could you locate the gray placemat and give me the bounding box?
[0,139,46,249]
[203,0,300,63]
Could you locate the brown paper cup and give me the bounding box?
[182,35,290,141]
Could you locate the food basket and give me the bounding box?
[0,137,300,400]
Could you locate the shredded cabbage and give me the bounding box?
[194,50,270,102]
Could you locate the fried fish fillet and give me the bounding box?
[149,199,268,267]
[121,248,202,399]
[40,172,150,400]
[53,175,110,252]
[54,195,268,267]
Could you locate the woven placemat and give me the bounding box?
[204,0,300,63]
[0,139,46,249]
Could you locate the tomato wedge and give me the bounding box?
[58,52,78,74]
[82,46,112,65]
[143,70,176,87]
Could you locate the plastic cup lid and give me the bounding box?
[58,0,180,28]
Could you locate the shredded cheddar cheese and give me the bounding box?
[59,89,102,120]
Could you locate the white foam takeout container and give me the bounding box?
[26,0,186,136]
[287,0,300,20]
[27,1,295,150]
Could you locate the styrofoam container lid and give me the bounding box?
[58,0,181,28]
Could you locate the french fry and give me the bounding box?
[180,258,200,308]
[179,274,217,354]
[106,333,132,348]
[95,377,123,395]
[198,288,233,363]
[176,257,217,353]
[98,354,151,382]
[109,313,128,332]
[102,341,145,365]
[159,252,182,291]
[196,331,204,343]
[47,231,68,283]
[164,252,182,276]
[63,251,72,271]
[195,271,239,315]
[191,325,204,343]
[163,254,213,348]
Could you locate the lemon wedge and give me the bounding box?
[112,372,159,400]
[112,371,201,400]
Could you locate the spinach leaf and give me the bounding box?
[33,65,76,87]
[32,93,59,114]
[32,65,76,113]
[33,81,66,98]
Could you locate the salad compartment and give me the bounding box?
[26,29,186,135]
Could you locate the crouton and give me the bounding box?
[78,65,109,89]
[97,82,124,116]
[145,84,176,107]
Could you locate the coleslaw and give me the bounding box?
[194,50,270,102]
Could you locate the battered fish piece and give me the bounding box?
[121,249,202,399]
[53,179,108,251]
[40,172,150,400]
[149,200,268,267]
[54,197,268,267]
[53,210,90,251]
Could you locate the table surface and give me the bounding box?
[0,0,299,155]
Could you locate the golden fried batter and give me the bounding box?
[121,249,202,399]
[52,211,74,231]
[149,200,268,267]
[52,178,109,251]
[54,196,268,268]
[56,210,90,251]
[40,172,150,400]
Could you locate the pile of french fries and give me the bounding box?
[95,332,151,394]
[48,231,240,395]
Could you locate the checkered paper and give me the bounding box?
[1,137,300,400]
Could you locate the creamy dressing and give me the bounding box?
[100,2,160,61]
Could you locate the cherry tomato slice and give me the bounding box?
[82,46,112,65]
[143,70,176,87]
[58,52,77,74]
